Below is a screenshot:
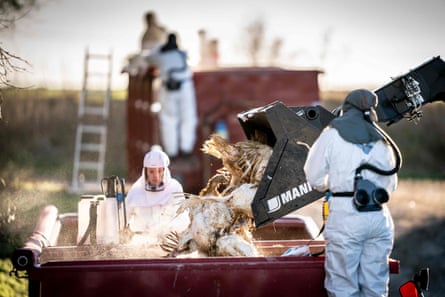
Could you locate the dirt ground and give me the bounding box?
[295,179,445,296]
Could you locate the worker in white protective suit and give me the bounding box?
[140,11,167,52]
[304,89,399,297]
[142,33,198,159]
[126,147,189,245]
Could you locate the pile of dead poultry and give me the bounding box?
[161,134,273,258]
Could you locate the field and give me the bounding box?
[1,89,444,296]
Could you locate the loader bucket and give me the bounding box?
[238,101,335,227]
[375,56,445,125]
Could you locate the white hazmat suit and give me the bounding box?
[143,33,197,158]
[126,148,189,245]
[304,89,398,297]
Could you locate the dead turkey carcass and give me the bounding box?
[162,134,274,257]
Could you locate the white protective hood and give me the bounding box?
[127,148,177,207]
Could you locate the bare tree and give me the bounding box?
[0,0,39,26]
[268,37,283,66]
[243,18,286,67]
[0,0,38,85]
[0,0,39,120]
[0,0,40,233]
[244,18,265,66]
[319,27,333,66]
[0,45,29,87]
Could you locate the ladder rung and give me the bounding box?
[83,107,107,116]
[78,161,101,170]
[81,143,105,152]
[87,71,109,76]
[81,125,106,134]
[87,53,112,60]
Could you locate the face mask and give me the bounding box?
[145,182,165,192]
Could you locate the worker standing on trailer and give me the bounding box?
[304,89,399,297]
[126,146,189,244]
[142,33,198,159]
[140,11,167,52]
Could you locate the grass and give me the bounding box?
[0,172,78,296]
[0,172,79,259]
[0,258,27,297]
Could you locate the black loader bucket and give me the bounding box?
[375,56,445,125]
[238,101,335,227]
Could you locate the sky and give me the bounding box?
[2,0,445,91]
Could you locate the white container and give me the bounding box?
[96,196,119,244]
[77,195,96,244]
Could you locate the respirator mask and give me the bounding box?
[145,182,165,192]
[353,175,389,212]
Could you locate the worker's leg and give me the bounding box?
[159,89,180,157]
[358,206,394,297]
[178,81,197,155]
[324,198,363,297]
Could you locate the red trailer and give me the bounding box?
[10,205,400,297]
